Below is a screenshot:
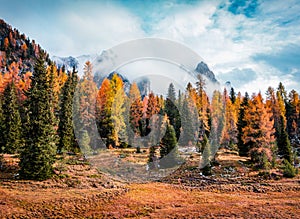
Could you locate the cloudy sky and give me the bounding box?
[0,0,299,94]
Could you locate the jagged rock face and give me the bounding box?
[52,56,79,69]
[195,61,218,83]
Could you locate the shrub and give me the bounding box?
[282,159,296,178]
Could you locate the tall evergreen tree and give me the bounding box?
[286,90,299,146]
[2,82,22,154]
[277,115,293,163]
[165,83,181,139]
[229,87,236,104]
[179,96,198,147]
[19,52,57,180]
[159,123,179,168]
[57,67,78,153]
[237,92,249,156]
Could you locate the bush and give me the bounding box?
[282,159,296,178]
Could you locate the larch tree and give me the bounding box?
[19,52,57,180]
[110,74,127,147]
[195,75,210,143]
[128,82,143,142]
[96,78,114,148]
[77,61,98,150]
[145,92,160,137]
[242,93,275,169]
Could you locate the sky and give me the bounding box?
[0,0,299,94]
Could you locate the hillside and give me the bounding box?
[0,19,47,73]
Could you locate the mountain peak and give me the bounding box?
[195,61,218,83]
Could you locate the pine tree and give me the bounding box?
[286,90,299,146]
[278,115,293,163]
[229,87,236,104]
[19,52,57,180]
[2,82,23,154]
[179,95,198,147]
[159,123,179,168]
[57,67,78,153]
[237,92,250,156]
[165,83,181,139]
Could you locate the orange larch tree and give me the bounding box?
[242,93,275,168]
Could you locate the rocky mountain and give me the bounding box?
[52,52,219,96]
[0,19,45,73]
[93,71,150,97]
[195,61,218,83]
[51,54,97,75]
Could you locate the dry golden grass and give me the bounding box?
[0,151,300,218]
[1,181,299,218]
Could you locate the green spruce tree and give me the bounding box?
[159,123,179,168]
[278,115,293,163]
[19,52,57,180]
[165,83,181,139]
[57,68,78,153]
[237,92,249,156]
[2,82,22,154]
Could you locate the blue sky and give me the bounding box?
[0,0,299,94]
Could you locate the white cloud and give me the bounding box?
[2,0,299,94]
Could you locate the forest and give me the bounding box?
[0,51,299,180]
